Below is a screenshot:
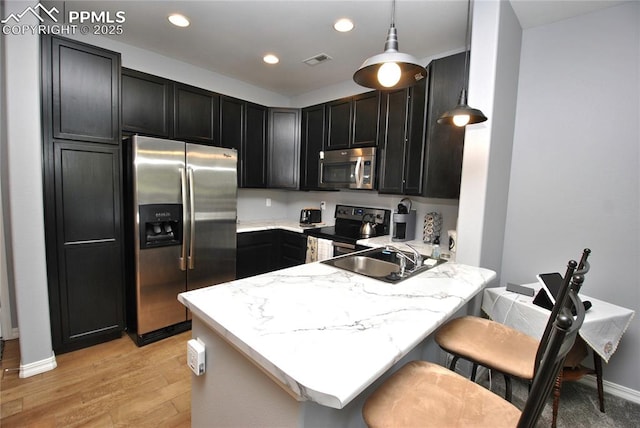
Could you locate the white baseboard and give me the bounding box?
[20,353,57,378]
[578,375,640,405]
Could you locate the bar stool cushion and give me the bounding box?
[435,315,539,379]
[363,360,521,427]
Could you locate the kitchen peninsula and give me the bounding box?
[179,253,495,427]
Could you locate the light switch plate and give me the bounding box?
[187,338,206,375]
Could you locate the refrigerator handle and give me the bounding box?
[187,167,196,270]
[179,168,188,271]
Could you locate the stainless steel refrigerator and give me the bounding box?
[126,135,237,345]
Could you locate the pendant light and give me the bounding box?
[437,0,488,127]
[353,0,426,90]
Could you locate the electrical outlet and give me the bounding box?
[187,338,206,376]
[320,201,326,210]
[266,198,271,207]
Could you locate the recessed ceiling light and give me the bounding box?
[334,18,354,32]
[168,14,190,27]
[263,54,279,65]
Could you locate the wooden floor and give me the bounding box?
[0,331,191,427]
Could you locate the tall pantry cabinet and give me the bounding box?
[41,36,125,354]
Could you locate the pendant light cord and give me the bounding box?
[463,0,472,92]
[391,0,396,27]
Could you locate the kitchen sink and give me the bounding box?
[322,247,446,283]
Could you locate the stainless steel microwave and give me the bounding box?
[319,147,376,190]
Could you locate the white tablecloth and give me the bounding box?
[482,285,635,363]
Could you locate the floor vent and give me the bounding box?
[303,53,333,66]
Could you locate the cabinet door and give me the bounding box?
[326,98,352,149]
[403,77,428,195]
[50,37,120,144]
[378,89,409,194]
[236,231,279,279]
[299,104,326,190]
[220,95,244,151]
[352,91,380,147]
[423,52,466,198]
[268,108,300,189]
[174,84,219,145]
[122,68,173,138]
[279,230,308,268]
[51,142,124,352]
[243,103,268,188]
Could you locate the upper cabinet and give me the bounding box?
[377,77,428,196]
[422,52,466,199]
[268,108,300,189]
[122,68,173,138]
[326,91,380,150]
[174,83,220,146]
[219,95,244,152]
[352,91,381,147]
[243,102,268,188]
[299,103,326,191]
[49,37,120,145]
[377,52,466,198]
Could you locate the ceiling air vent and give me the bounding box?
[303,53,333,66]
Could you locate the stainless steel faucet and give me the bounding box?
[384,244,423,276]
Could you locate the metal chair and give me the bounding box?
[362,268,586,428]
[433,249,591,427]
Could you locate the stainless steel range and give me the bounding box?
[305,205,391,256]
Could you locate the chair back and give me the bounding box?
[517,285,586,428]
[534,248,590,373]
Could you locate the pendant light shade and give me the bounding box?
[438,0,488,127]
[353,0,426,90]
[437,89,488,126]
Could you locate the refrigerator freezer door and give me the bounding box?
[133,136,187,334]
[186,144,237,291]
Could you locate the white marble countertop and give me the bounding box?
[178,258,495,409]
[236,219,331,234]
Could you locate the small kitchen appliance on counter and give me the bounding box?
[392,198,416,242]
[300,208,322,226]
[305,204,391,257]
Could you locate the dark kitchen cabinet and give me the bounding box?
[299,104,326,190]
[49,36,120,145]
[243,102,268,188]
[220,95,244,152]
[41,35,124,353]
[236,229,307,278]
[236,230,279,279]
[377,78,427,195]
[326,91,380,150]
[122,68,173,138]
[220,96,270,188]
[174,83,219,145]
[422,52,466,198]
[268,108,300,189]
[279,230,308,268]
[326,98,352,149]
[351,91,381,147]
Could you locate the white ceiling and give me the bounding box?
[62,0,625,96]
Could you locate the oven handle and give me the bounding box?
[332,241,356,250]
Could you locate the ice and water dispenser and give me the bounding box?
[392,198,416,242]
[138,204,182,249]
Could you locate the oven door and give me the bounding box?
[319,148,375,190]
[332,241,369,257]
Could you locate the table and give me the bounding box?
[482,284,635,417]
